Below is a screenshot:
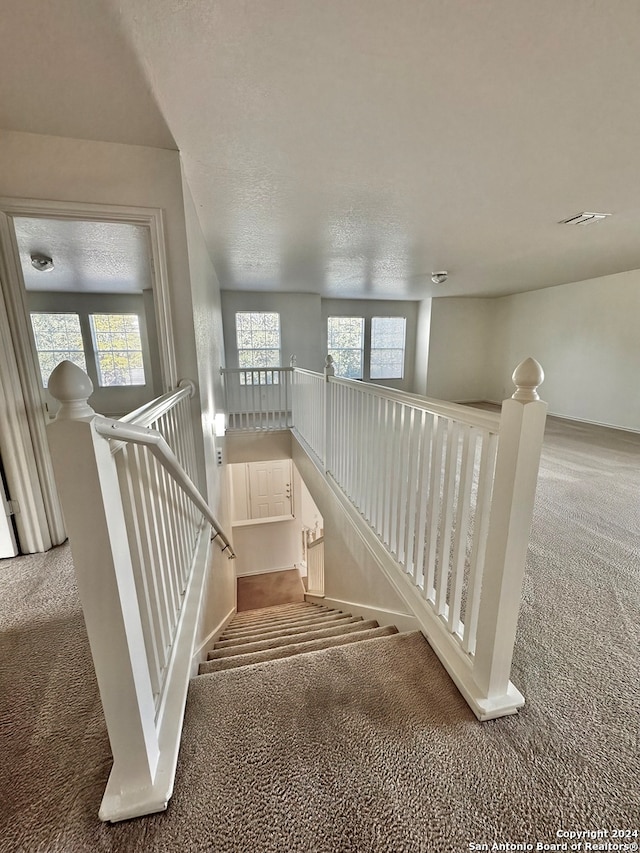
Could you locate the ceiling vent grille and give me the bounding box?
[559,212,612,225]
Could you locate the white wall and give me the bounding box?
[413,298,432,396]
[426,297,493,402]
[232,519,301,577]
[292,438,413,619]
[181,174,236,638]
[486,269,640,430]
[221,290,324,372]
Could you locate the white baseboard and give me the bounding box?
[191,606,236,673]
[305,593,419,634]
[470,399,640,436]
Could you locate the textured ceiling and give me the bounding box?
[14,217,153,294]
[3,0,640,299]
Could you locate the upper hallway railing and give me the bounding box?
[221,366,294,431]
[224,354,548,722]
[46,361,234,823]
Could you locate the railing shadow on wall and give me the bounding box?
[46,361,234,823]
[223,354,547,722]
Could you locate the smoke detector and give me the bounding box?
[559,212,612,226]
[30,252,54,271]
[431,271,448,285]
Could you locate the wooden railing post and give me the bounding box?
[323,354,335,470]
[46,361,160,815]
[473,358,548,702]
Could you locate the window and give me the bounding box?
[327,315,407,381]
[370,317,406,379]
[89,313,146,387]
[235,312,281,369]
[30,310,148,390]
[327,316,365,379]
[30,312,87,387]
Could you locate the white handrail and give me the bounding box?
[119,379,195,427]
[329,374,500,432]
[94,416,235,558]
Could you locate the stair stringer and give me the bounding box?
[292,433,525,722]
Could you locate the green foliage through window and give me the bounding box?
[327,317,364,379]
[235,312,281,383]
[90,314,146,387]
[30,312,87,387]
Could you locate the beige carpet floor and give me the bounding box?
[1,415,639,852]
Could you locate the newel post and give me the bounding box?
[46,361,159,811]
[473,357,548,704]
[323,354,335,470]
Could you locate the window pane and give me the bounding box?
[30,312,87,387]
[370,317,406,379]
[327,317,364,379]
[235,312,281,380]
[89,313,146,387]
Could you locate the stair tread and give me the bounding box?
[198,626,398,675]
[207,619,380,660]
[221,611,349,638]
[214,615,362,648]
[227,605,331,630]
[230,603,327,624]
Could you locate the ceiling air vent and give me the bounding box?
[559,212,612,225]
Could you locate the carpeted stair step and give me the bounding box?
[226,604,331,630]
[198,625,398,674]
[213,615,362,649]
[220,610,350,639]
[207,619,381,660]
[229,602,327,625]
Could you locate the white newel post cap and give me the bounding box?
[324,354,335,377]
[289,354,297,368]
[511,357,544,402]
[48,361,97,420]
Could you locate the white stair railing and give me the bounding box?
[46,361,234,822]
[221,366,293,430]
[291,357,547,721]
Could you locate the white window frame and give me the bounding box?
[89,312,147,387]
[327,315,407,381]
[327,316,365,380]
[235,311,281,369]
[370,316,406,380]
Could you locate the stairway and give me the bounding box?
[198,601,398,675]
[178,605,461,851]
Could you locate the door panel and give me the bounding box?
[248,460,292,519]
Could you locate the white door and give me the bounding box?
[0,471,18,558]
[249,460,292,519]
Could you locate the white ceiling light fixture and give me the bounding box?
[431,271,448,285]
[30,252,54,271]
[559,212,612,226]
